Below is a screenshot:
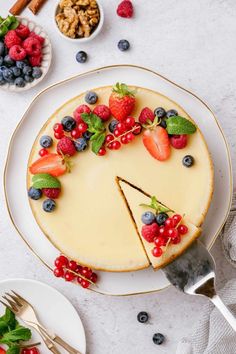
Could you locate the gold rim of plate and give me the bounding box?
[3,64,233,296]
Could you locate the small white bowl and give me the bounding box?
[54,0,104,43]
[1,17,52,92]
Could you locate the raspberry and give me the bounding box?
[138,107,155,125]
[42,188,61,199]
[29,31,45,45]
[4,30,22,49]
[93,105,111,121]
[117,0,133,18]
[15,24,30,39]
[141,223,159,243]
[170,135,188,149]
[9,45,26,61]
[73,104,91,123]
[29,54,42,67]
[23,37,41,56]
[57,136,76,156]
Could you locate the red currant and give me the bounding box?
[172,214,182,227]
[55,255,68,268]
[126,132,135,142]
[152,247,163,257]
[133,122,142,135]
[121,135,128,144]
[111,141,121,150]
[22,348,39,354]
[154,236,166,247]
[68,260,77,271]
[81,267,93,279]
[178,224,189,235]
[114,128,121,137]
[159,226,168,237]
[53,267,64,278]
[39,148,48,157]
[81,280,90,288]
[172,235,181,244]
[53,123,63,133]
[167,228,179,240]
[54,131,64,139]
[105,134,114,143]
[90,272,98,283]
[71,128,81,139]
[78,122,88,133]
[116,122,126,133]
[98,147,106,156]
[125,116,135,128]
[165,218,174,228]
[76,265,83,274]
[64,271,75,282]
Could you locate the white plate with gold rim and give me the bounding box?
[4,65,232,296]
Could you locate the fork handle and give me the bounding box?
[211,294,236,331]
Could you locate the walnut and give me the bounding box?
[64,6,77,22]
[59,0,74,8]
[76,0,89,6]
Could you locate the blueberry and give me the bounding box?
[118,39,130,51]
[76,51,87,63]
[0,56,3,66]
[159,119,167,129]
[15,77,25,87]
[4,55,15,67]
[0,42,4,56]
[141,211,155,225]
[109,119,118,133]
[0,73,5,85]
[0,65,6,73]
[137,312,149,323]
[12,66,21,77]
[40,135,53,148]
[61,116,76,132]
[83,131,93,141]
[24,75,34,83]
[153,333,165,345]
[28,187,42,200]
[23,65,32,76]
[3,68,14,83]
[154,107,166,119]
[16,60,27,70]
[85,91,98,104]
[156,212,168,226]
[43,199,56,212]
[32,66,42,79]
[166,109,178,118]
[75,137,88,151]
[182,155,194,167]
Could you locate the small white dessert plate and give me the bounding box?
[0,278,86,353]
[1,17,52,92]
[4,65,233,296]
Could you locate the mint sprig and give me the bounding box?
[0,15,19,37]
[166,116,196,135]
[81,113,106,154]
[140,196,172,214]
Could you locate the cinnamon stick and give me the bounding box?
[28,0,47,14]
[9,0,31,15]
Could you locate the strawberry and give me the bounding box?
[109,83,136,121]
[0,348,6,354]
[42,188,61,199]
[143,126,171,161]
[138,107,155,125]
[57,137,76,156]
[29,153,67,177]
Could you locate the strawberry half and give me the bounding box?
[29,153,68,177]
[109,83,136,121]
[143,126,171,161]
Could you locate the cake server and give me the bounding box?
[162,240,236,331]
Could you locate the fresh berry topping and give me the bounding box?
[172,234,181,244]
[4,30,22,48]
[22,347,40,354]
[138,107,155,125]
[12,66,21,77]
[159,119,167,129]
[143,126,171,161]
[65,271,75,282]
[121,135,128,144]
[73,104,91,122]
[109,83,136,121]
[68,260,77,271]
[172,214,182,227]
[9,45,26,61]
[29,31,45,44]
[74,137,88,152]
[152,247,163,257]
[117,0,134,18]
[116,122,126,133]
[114,128,121,137]
[167,228,179,240]
[2,68,14,82]
[166,109,178,118]
[137,312,149,323]
[29,54,42,67]
[55,255,68,268]
[28,187,42,200]
[111,141,121,150]
[61,116,76,132]
[54,131,64,139]
[81,279,90,288]
[32,66,42,78]
[108,119,118,133]
[42,198,56,212]
[23,37,41,56]
[71,128,81,139]
[15,24,30,39]
[98,147,106,156]
[154,236,166,247]
[93,105,111,121]
[156,212,169,226]
[118,39,130,51]
[77,121,88,133]
[141,223,159,243]
[16,60,28,69]
[76,51,87,63]
[81,267,93,278]
[105,134,114,143]
[53,267,64,277]
[90,272,98,283]
[4,55,15,67]
[153,333,165,345]
[29,153,67,177]
[83,131,94,140]
[154,107,166,119]
[57,136,76,156]
[42,188,61,199]
[0,348,6,354]
[178,224,188,235]
[141,211,155,225]
[125,116,135,128]
[126,132,134,142]
[85,91,98,104]
[170,134,187,149]
[22,65,32,75]
[39,148,48,157]
[164,218,174,228]
[40,135,53,148]
[182,155,194,167]
[133,122,142,135]
[14,77,25,87]
[159,226,168,237]
[53,123,63,133]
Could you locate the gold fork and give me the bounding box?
[0,291,82,354]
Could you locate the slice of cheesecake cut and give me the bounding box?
[118,179,202,270]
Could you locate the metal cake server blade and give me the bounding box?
[162,241,236,331]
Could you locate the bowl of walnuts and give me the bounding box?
[54,0,104,42]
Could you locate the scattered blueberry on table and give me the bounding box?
[76,50,88,63]
[118,39,130,51]
[153,333,165,345]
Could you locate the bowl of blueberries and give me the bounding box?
[0,15,52,91]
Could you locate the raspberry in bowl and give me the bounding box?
[0,16,52,92]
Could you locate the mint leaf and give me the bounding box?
[140,196,172,213]
[0,308,17,335]
[0,326,31,343]
[7,345,20,354]
[32,173,61,189]
[81,113,106,155]
[91,132,106,154]
[166,116,196,135]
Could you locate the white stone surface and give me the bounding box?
[0,0,235,353]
